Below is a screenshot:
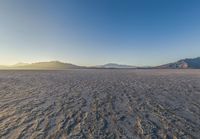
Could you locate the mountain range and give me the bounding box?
[0,57,200,70]
[157,57,200,69]
[98,63,136,69]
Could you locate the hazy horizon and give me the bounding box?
[0,56,200,68]
[1,0,200,66]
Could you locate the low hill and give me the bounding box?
[2,61,84,70]
[99,63,137,69]
[0,65,7,69]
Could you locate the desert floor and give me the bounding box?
[0,69,200,139]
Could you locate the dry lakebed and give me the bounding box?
[0,69,200,139]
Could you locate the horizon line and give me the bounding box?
[0,56,199,67]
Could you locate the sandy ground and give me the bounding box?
[0,69,200,139]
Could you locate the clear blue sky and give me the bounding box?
[0,0,200,66]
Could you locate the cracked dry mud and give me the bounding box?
[0,69,200,139]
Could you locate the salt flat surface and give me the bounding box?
[0,69,200,139]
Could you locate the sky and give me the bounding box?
[0,0,200,66]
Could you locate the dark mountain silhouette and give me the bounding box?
[157,57,200,69]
